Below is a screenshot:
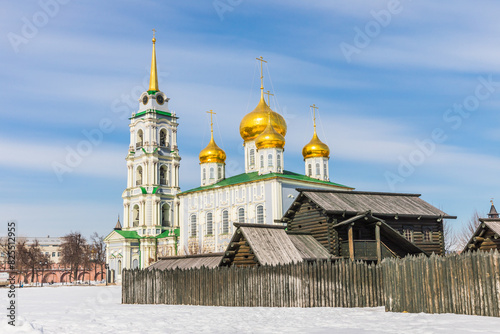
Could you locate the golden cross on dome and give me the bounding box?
[264,90,274,105]
[206,110,216,134]
[152,28,156,42]
[310,104,318,129]
[256,56,267,93]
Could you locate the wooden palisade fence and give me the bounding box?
[123,251,500,317]
[383,250,500,317]
[122,260,384,308]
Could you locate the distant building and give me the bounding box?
[463,201,500,252]
[0,236,63,266]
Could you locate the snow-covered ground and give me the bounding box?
[1,285,500,334]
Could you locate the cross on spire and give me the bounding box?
[264,90,274,105]
[256,56,267,97]
[310,104,318,130]
[206,110,216,135]
[152,28,156,42]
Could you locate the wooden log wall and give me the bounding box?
[122,259,384,308]
[383,250,500,317]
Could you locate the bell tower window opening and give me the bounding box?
[206,212,213,235]
[209,167,214,179]
[162,204,170,227]
[222,210,229,234]
[260,155,264,168]
[136,130,143,149]
[202,168,206,181]
[308,164,312,176]
[136,166,143,186]
[277,154,281,172]
[323,163,327,177]
[267,154,273,167]
[160,166,167,185]
[218,166,222,179]
[160,129,167,147]
[132,205,140,227]
[315,163,320,176]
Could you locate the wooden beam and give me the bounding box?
[375,222,381,263]
[348,223,354,261]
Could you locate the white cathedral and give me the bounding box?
[104,36,353,281]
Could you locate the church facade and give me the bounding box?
[105,37,352,281]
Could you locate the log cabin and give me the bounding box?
[463,202,500,252]
[281,189,456,262]
[219,223,332,267]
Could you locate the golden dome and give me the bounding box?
[255,113,285,150]
[199,134,226,164]
[239,96,287,142]
[302,129,330,159]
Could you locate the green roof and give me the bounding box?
[114,228,179,240]
[130,109,173,119]
[180,170,353,195]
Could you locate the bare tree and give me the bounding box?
[456,210,483,251]
[60,232,87,282]
[16,239,50,284]
[90,232,106,281]
[443,219,459,254]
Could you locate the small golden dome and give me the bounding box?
[199,134,226,164]
[302,130,330,159]
[255,113,285,150]
[239,96,287,142]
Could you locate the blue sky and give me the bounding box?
[1,1,500,239]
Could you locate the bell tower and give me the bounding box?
[121,33,181,266]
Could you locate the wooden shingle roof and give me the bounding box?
[148,253,223,270]
[287,232,332,260]
[294,189,455,219]
[237,224,304,265]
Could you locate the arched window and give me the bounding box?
[132,259,138,269]
[160,166,167,185]
[136,166,143,185]
[159,129,167,147]
[209,167,214,179]
[277,154,281,171]
[315,163,320,175]
[202,168,206,181]
[162,204,170,227]
[118,260,122,274]
[132,205,140,227]
[256,205,264,224]
[308,164,312,176]
[260,155,264,168]
[250,149,255,166]
[222,210,229,234]
[323,163,327,177]
[218,166,222,179]
[268,154,273,167]
[238,207,245,223]
[136,130,143,148]
[190,215,197,237]
[206,212,213,235]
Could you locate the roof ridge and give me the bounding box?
[297,188,421,197]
